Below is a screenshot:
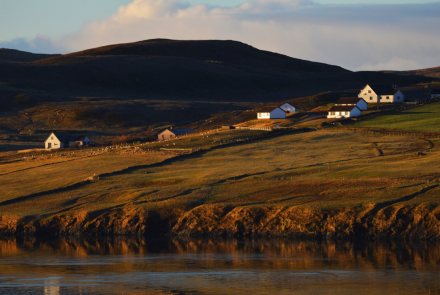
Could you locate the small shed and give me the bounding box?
[158,128,194,141]
[335,97,368,110]
[327,106,361,119]
[257,107,286,119]
[45,132,92,149]
[279,103,299,113]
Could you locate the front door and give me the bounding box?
[48,142,51,148]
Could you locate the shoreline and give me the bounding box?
[2,203,440,241]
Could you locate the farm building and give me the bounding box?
[158,128,194,141]
[358,84,404,103]
[257,107,286,119]
[327,106,361,119]
[335,97,368,110]
[45,132,92,149]
[279,103,299,113]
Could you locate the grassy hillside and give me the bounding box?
[353,101,440,132]
[1,129,438,219]
[383,66,440,79]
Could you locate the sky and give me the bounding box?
[1,0,440,71]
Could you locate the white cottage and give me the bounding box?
[45,132,92,149]
[327,106,361,119]
[279,103,299,113]
[257,107,286,119]
[335,97,368,110]
[379,89,405,103]
[358,84,404,103]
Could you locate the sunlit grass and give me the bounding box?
[354,101,440,132]
[1,130,439,219]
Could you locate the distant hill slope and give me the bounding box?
[0,39,435,104]
[382,66,440,79]
[0,48,60,63]
[0,39,438,136]
[42,39,347,73]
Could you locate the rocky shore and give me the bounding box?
[1,204,440,240]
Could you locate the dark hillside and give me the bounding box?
[0,40,438,138]
[40,39,347,73]
[382,66,440,79]
[0,40,433,102]
[0,48,59,63]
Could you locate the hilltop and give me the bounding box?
[382,66,440,79]
[0,48,59,63]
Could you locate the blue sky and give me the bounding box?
[1,0,436,41]
[1,0,440,71]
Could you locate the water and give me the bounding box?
[1,237,440,294]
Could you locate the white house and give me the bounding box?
[257,107,286,119]
[335,97,368,110]
[45,132,92,149]
[327,106,361,119]
[379,89,405,103]
[279,103,299,113]
[358,84,404,103]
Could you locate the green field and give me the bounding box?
[353,101,440,132]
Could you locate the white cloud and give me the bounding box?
[2,0,440,71]
[0,35,59,54]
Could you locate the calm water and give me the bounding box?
[0,237,440,294]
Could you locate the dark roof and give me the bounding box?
[328,106,359,112]
[258,106,279,112]
[51,132,88,142]
[382,89,399,95]
[368,84,395,95]
[335,97,364,105]
[167,129,194,136]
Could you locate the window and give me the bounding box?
[54,143,58,146]
[368,90,371,93]
[387,96,390,99]
[397,96,400,100]
[51,137,53,140]
[370,97,373,100]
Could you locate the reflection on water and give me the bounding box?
[1,237,440,294]
[44,279,60,295]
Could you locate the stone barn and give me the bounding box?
[158,128,194,141]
